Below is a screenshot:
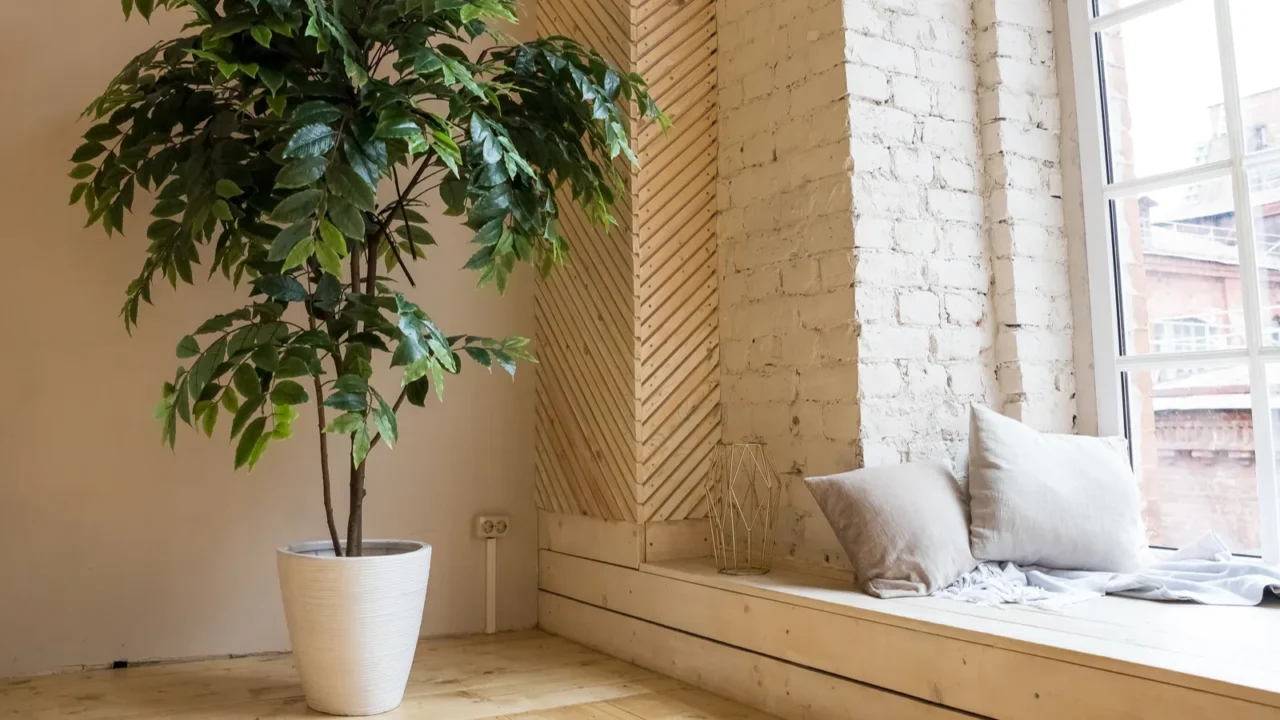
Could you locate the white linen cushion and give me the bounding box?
[805,461,978,598]
[967,404,1148,572]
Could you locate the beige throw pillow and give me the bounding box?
[967,404,1148,572]
[805,461,978,598]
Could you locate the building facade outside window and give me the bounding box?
[1068,0,1280,562]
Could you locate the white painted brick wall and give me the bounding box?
[718,0,859,571]
[717,0,1077,575]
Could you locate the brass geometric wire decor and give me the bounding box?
[704,443,782,575]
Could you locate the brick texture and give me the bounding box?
[717,0,1077,574]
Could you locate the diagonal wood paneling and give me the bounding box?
[534,0,719,524]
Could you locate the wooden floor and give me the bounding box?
[0,630,778,719]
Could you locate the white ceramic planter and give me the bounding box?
[277,540,432,716]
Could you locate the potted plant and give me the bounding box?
[71,0,664,714]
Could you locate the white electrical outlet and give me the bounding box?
[475,515,510,538]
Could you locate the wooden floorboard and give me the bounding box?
[0,630,779,719]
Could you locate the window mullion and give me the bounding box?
[1101,159,1231,201]
[1114,347,1249,371]
[1091,0,1190,32]
[1213,0,1280,563]
[1069,1,1125,437]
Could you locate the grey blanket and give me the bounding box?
[940,533,1280,607]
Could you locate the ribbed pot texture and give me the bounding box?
[277,540,432,716]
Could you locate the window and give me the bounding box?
[1069,0,1280,562]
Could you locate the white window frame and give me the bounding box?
[1067,0,1280,563]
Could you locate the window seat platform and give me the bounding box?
[539,550,1280,719]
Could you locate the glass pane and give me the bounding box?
[1114,175,1246,355]
[1098,0,1223,181]
[1125,365,1262,554]
[1231,0,1280,154]
[1249,163,1280,345]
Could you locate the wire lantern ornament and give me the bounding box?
[704,443,782,575]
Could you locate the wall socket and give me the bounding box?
[475,515,510,538]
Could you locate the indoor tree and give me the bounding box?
[71,0,664,557]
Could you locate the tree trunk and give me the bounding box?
[346,458,367,556]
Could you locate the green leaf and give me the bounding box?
[272,403,299,439]
[375,111,419,139]
[324,412,365,434]
[270,189,322,223]
[247,433,271,471]
[405,377,429,407]
[235,417,267,470]
[201,401,219,438]
[430,362,446,400]
[344,132,387,187]
[212,199,233,221]
[440,178,466,214]
[86,122,121,142]
[326,164,376,211]
[324,391,367,412]
[69,163,96,180]
[472,217,503,246]
[176,335,201,359]
[284,124,338,158]
[250,25,273,47]
[291,101,342,126]
[282,237,315,271]
[259,67,285,96]
[233,363,263,398]
[464,346,492,368]
[254,274,307,302]
[221,388,240,414]
[315,245,341,276]
[216,179,244,198]
[276,157,328,188]
[147,218,180,241]
[352,424,371,467]
[269,379,309,405]
[195,314,236,335]
[121,0,133,19]
[463,245,492,270]
[152,199,186,217]
[373,391,398,447]
[251,345,280,372]
[268,222,311,261]
[71,141,106,163]
[344,55,370,87]
[327,198,365,238]
[334,374,368,393]
[274,356,311,379]
[230,394,264,439]
[318,220,347,257]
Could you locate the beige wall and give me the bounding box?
[0,2,537,677]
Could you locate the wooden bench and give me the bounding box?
[538,550,1280,719]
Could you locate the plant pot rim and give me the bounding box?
[278,539,431,562]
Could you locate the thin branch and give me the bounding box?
[305,275,343,557]
[393,167,421,262]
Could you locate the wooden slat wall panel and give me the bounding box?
[632,0,719,523]
[535,0,638,522]
[533,0,719,525]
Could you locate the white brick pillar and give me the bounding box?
[974,0,1077,432]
